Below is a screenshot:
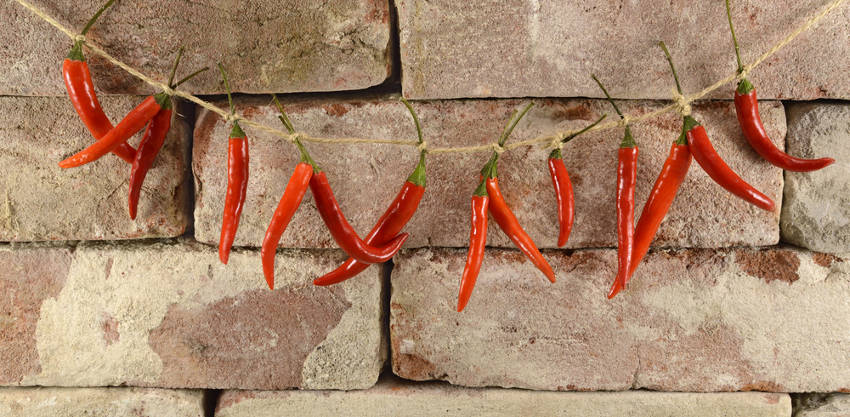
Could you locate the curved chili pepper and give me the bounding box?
[309,171,409,264]
[261,162,312,288]
[486,177,555,283]
[609,136,638,299]
[458,184,489,313]
[61,0,136,163]
[627,125,693,283]
[547,152,574,247]
[127,108,172,219]
[219,123,250,264]
[547,115,605,247]
[314,153,426,286]
[734,86,833,171]
[58,93,170,168]
[686,117,775,211]
[724,0,833,172]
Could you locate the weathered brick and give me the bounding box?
[193,96,782,249]
[782,103,850,253]
[0,242,385,390]
[0,96,190,241]
[796,394,850,417]
[398,0,850,100]
[0,387,203,417]
[390,247,850,392]
[217,378,790,417]
[3,0,390,95]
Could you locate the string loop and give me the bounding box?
[672,89,692,117]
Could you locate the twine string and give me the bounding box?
[13,0,846,155]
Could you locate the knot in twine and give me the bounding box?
[548,136,564,151]
[74,34,86,43]
[224,113,242,124]
[672,89,692,116]
[492,143,506,155]
[288,132,305,143]
[161,86,176,96]
[737,64,752,82]
[618,115,633,128]
[417,141,428,153]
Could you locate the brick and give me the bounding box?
[781,103,850,253]
[397,0,850,100]
[796,394,850,417]
[0,96,190,242]
[0,242,385,390]
[0,387,203,417]
[216,378,790,417]
[193,96,782,249]
[3,0,390,95]
[390,247,850,392]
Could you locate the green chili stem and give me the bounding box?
[167,47,184,88]
[271,94,296,134]
[81,0,116,35]
[563,114,606,143]
[218,63,235,117]
[592,75,624,118]
[400,97,424,145]
[498,102,534,147]
[658,41,684,95]
[725,0,744,74]
[173,67,209,88]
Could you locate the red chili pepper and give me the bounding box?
[127,50,206,220]
[725,0,833,172]
[314,99,427,286]
[687,119,774,211]
[486,177,555,283]
[58,93,170,168]
[310,171,409,264]
[61,0,136,163]
[261,162,312,288]
[592,75,637,299]
[627,127,693,283]
[127,108,171,220]
[217,65,249,264]
[219,123,250,264]
[458,184,489,313]
[547,115,605,247]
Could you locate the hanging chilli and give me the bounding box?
[659,41,775,212]
[593,76,637,299]
[725,0,833,172]
[547,115,605,247]
[314,98,426,286]
[62,0,136,163]
[218,64,250,264]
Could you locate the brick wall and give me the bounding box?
[1,0,849,415]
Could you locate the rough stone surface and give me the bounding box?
[3,0,391,95]
[0,96,190,242]
[0,242,385,390]
[193,96,782,250]
[390,247,850,392]
[0,387,203,417]
[398,0,850,100]
[216,378,790,417]
[796,394,850,417]
[781,103,850,253]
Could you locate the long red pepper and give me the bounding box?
[659,42,775,212]
[458,184,489,312]
[480,103,555,283]
[314,99,427,286]
[627,124,693,283]
[128,50,207,220]
[261,161,312,288]
[593,75,637,299]
[547,115,605,247]
[62,0,136,163]
[218,65,249,264]
[723,0,833,172]
[128,108,171,219]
